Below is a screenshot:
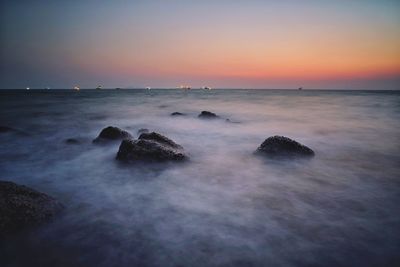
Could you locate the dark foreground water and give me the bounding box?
[0,89,399,267]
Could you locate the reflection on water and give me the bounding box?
[0,89,399,267]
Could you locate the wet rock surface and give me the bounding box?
[255,136,315,157]
[0,181,64,236]
[116,132,187,162]
[198,111,219,119]
[93,126,132,143]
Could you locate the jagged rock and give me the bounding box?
[116,132,187,162]
[0,181,64,236]
[171,112,185,116]
[93,126,132,143]
[137,128,149,135]
[255,136,314,157]
[198,111,218,119]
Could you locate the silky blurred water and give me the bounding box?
[0,89,399,267]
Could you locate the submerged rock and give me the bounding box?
[225,119,241,124]
[116,132,187,162]
[137,128,149,135]
[93,126,132,143]
[255,136,314,157]
[171,112,185,116]
[0,181,64,236]
[65,138,80,144]
[198,111,219,119]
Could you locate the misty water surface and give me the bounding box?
[0,89,399,267]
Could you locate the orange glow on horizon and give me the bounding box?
[74,33,400,82]
[68,4,400,86]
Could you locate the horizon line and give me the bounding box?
[1,88,399,91]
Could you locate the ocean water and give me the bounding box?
[0,89,399,267]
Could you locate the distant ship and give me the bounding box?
[26,87,30,90]
[146,87,151,90]
[73,86,80,91]
[179,85,191,90]
[45,87,50,90]
[298,87,303,90]
[115,87,121,90]
[96,85,102,90]
[202,86,212,90]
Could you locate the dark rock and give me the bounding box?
[116,132,188,162]
[0,126,14,133]
[255,136,314,157]
[137,128,149,135]
[0,180,64,236]
[93,126,132,143]
[139,132,182,149]
[198,111,218,119]
[65,138,80,144]
[171,112,185,116]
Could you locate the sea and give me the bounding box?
[0,89,399,267]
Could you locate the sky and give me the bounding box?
[0,0,399,89]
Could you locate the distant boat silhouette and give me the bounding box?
[202,86,212,90]
[26,87,30,90]
[115,87,121,90]
[146,87,151,90]
[298,87,303,90]
[73,86,80,91]
[96,85,102,90]
[179,85,191,90]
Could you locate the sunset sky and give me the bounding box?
[1,0,399,89]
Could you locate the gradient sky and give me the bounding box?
[1,0,399,89]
